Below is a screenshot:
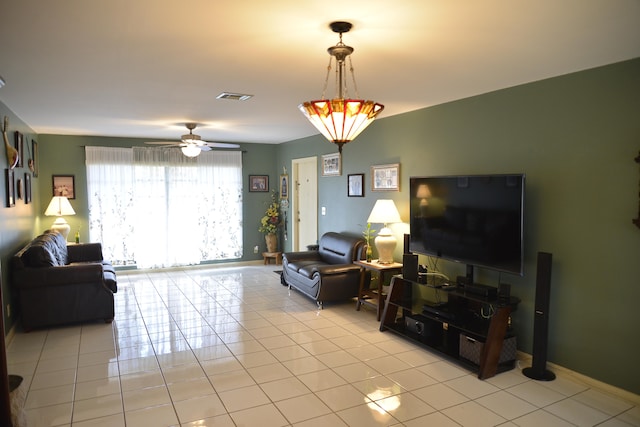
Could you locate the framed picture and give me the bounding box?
[249,175,269,192]
[25,172,32,204]
[32,140,39,177]
[14,131,24,168]
[371,163,400,191]
[52,175,76,199]
[279,174,289,199]
[17,178,23,200]
[5,169,15,207]
[347,173,365,197]
[322,153,341,176]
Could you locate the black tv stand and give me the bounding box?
[380,276,520,379]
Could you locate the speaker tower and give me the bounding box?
[402,234,418,282]
[522,251,556,381]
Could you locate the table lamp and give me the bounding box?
[44,196,76,240]
[367,199,402,264]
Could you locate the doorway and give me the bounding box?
[291,156,318,251]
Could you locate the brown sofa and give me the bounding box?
[282,232,367,308]
[11,230,117,330]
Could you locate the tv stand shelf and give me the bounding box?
[380,277,520,379]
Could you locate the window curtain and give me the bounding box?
[86,146,243,268]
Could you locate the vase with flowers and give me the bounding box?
[259,190,281,252]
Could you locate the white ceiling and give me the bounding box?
[0,0,638,145]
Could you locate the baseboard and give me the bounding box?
[516,351,640,405]
[118,260,264,274]
[4,323,17,347]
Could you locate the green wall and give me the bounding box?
[0,105,39,338]
[35,135,280,263]
[1,58,638,394]
[277,58,640,394]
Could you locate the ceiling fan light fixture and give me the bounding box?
[181,133,202,144]
[298,21,384,154]
[181,144,201,157]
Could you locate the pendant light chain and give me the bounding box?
[348,56,360,99]
[320,56,333,100]
[298,21,384,153]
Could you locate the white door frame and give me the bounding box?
[291,156,318,251]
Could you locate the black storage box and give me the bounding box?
[459,334,516,365]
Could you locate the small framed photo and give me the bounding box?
[5,169,15,207]
[25,173,32,204]
[371,163,400,191]
[249,175,269,192]
[32,140,39,177]
[347,173,364,197]
[279,174,289,199]
[322,153,341,176]
[52,175,76,199]
[14,131,24,168]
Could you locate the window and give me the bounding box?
[86,146,243,268]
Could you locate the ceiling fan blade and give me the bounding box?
[203,142,241,148]
[200,146,212,152]
[145,141,180,146]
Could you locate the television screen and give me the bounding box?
[409,174,525,276]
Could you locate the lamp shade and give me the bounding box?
[44,196,76,217]
[44,196,75,240]
[367,199,401,264]
[298,99,384,150]
[367,199,401,225]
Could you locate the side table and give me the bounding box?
[262,252,282,265]
[355,260,403,321]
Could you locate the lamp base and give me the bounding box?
[51,217,71,241]
[375,228,397,264]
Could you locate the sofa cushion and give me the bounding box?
[286,260,326,279]
[24,231,68,267]
[318,232,363,265]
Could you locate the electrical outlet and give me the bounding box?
[322,207,326,216]
[253,245,259,254]
[6,304,10,317]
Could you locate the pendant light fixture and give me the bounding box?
[298,21,384,154]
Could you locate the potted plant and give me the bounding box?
[259,190,281,252]
[362,222,375,262]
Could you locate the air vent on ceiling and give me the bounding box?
[216,92,253,101]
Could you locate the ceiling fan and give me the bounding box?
[145,123,240,157]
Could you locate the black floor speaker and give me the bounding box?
[522,251,556,381]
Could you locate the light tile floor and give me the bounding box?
[6,264,640,426]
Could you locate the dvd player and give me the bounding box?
[422,304,455,321]
[456,277,498,298]
[462,282,498,298]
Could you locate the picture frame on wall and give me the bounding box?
[347,173,364,197]
[279,174,289,199]
[52,175,76,199]
[321,153,341,176]
[14,131,23,168]
[371,163,400,191]
[249,175,269,192]
[32,140,39,177]
[5,169,15,207]
[25,172,32,204]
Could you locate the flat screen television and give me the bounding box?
[409,174,525,276]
